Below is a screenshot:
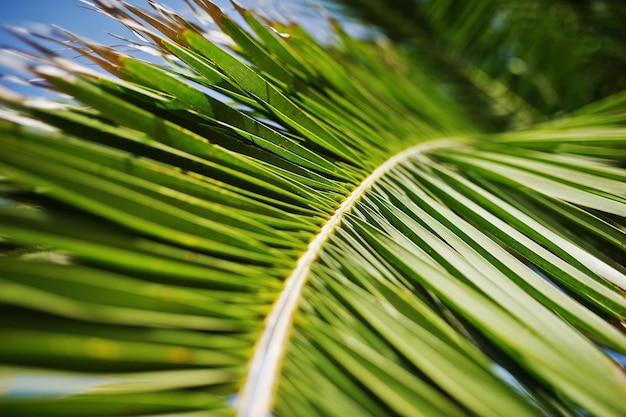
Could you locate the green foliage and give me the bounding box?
[331,0,626,123]
[0,1,625,417]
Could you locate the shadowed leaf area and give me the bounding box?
[0,1,625,416]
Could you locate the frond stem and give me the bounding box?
[236,138,456,417]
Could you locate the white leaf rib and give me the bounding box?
[236,139,455,417]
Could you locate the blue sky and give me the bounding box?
[1,1,188,44]
[0,0,212,94]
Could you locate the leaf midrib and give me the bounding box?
[235,138,457,417]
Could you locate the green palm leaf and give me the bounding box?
[1,1,625,416]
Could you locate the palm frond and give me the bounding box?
[0,1,625,417]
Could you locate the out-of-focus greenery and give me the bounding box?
[330,0,626,129]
